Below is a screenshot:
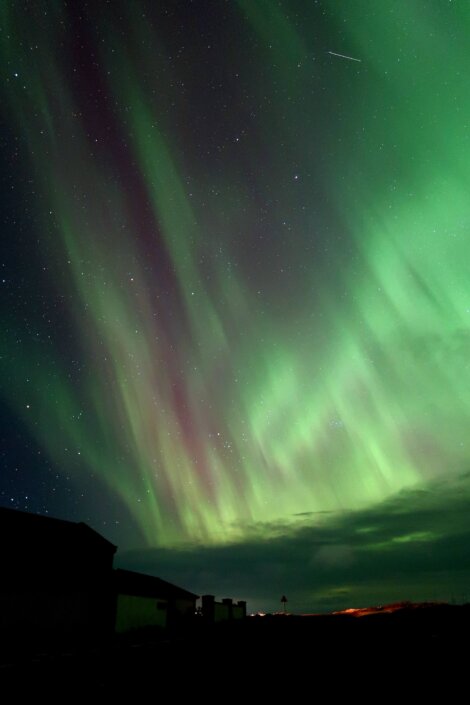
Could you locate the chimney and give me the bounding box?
[222,598,233,620]
[237,600,247,618]
[202,594,215,623]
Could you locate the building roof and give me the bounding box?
[0,506,117,555]
[114,568,198,600]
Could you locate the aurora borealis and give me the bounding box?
[2,1,470,612]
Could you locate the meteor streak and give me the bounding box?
[328,51,362,62]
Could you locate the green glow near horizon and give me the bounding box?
[1,1,470,547]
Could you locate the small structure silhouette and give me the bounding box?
[202,595,247,622]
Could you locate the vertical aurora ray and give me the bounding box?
[1,1,470,548]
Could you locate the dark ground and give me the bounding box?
[1,604,469,695]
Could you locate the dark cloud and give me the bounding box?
[116,473,470,613]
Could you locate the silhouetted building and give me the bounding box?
[0,506,246,651]
[202,595,247,622]
[0,506,117,647]
[114,568,198,632]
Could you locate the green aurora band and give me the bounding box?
[1,1,470,547]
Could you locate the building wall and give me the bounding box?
[115,594,167,633]
[232,604,245,620]
[202,595,247,623]
[214,602,231,622]
[173,597,196,618]
[0,591,90,629]
[0,590,116,645]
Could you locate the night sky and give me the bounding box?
[2,0,470,614]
